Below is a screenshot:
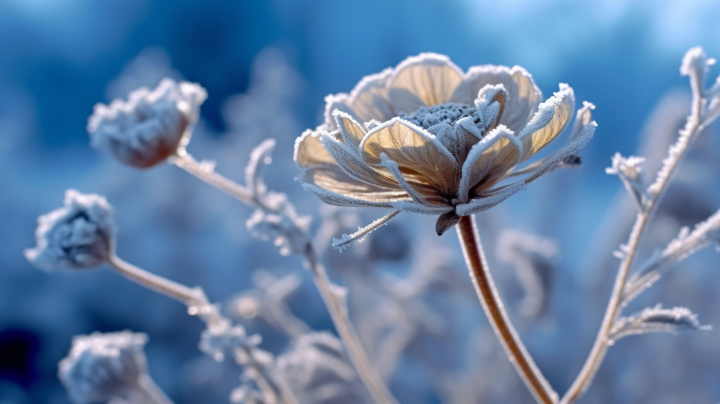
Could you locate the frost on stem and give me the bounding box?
[58,331,150,404]
[88,78,207,168]
[608,305,711,343]
[243,139,312,256]
[276,332,367,404]
[623,208,720,303]
[606,153,646,210]
[25,189,115,272]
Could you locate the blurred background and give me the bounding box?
[1,0,720,403]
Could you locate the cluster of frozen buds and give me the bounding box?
[88,78,207,168]
[294,53,597,236]
[24,189,115,272]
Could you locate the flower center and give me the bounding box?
[399,103,482,129]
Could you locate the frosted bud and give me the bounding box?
[606,153,645,181]
[25,189,115,272]
[680,46,715,81]
[58,331,149,404]
[88,78,207,168]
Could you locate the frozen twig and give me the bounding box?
[561,46,720,404]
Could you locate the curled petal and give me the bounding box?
[333,111,367,152]
[380,153,446,206]
[294,128,335,168]
[458,125,522,202]
[320,131,396,188]
[346,68,396,123]
[323,94,356,130]
[391,200,453,215]
[360,118,458,195]
[570,101,596,142]
[455,181,527,216]
[475,84,508,128]
[388,53,469,113]
[465,65,543,133]
[518,84,575,161]
[299,165,408,207]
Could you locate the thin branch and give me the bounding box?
[456,215,557,404]
[560,60,707,404]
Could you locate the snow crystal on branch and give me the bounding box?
[88,78,207,168]
[609,305,710,343]
[606,153,646,210]
[25,189,115,272]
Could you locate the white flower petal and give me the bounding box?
[320,131,397,188]
[346,68,396,123]
[360,118,458,195]
[294,128,335,168]
[465,65,542,133]
[333,110,366,152]
[458,125,522,202]
[391,200,454,215]
[299,165,408,207]
[455,181,527,216]
[518,84,575,161]
[388,53,469,113]
[323,93,357,130]
[380,153,447,206]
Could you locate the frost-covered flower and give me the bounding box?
[88,78,207,168]
[25,189,115,272]
[295,53,596,235]
[58,331,149,404]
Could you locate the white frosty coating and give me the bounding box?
[58,331,148,404]
[199,322,264,364]
[606,153,646,210]
[246,203,312,256]
[276,332,367,404]
[25,189,115,272]
[609,305,711,342]
[88,78,207,168]
[679,46,714,79]
[331,210,400,252]
[623,208,720,304]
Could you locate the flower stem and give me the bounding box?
[559,72,706,404]
[108,255,203,306]
[303,243,399,404]
[135,374,175,404]
[456,215,557,404]
[171,152,257,207]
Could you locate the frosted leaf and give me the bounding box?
[609,305,711,342]
[88,78,207,168]
[25,189,115,272]
[276,332,367,404]
[331,210,400,251]
[496,230,557,318]
[58,331,148,404]
[246,200,311,256]
[244,139,277,201]
[623,208,720,303]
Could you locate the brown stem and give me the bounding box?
[457,215,557,404]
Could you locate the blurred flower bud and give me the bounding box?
[88,78,207,168]
[246,194,311,256]
[25,189,115,272]
[58,331,149,404]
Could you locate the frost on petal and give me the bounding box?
[388,53,469,113]
[333,111,367,152]
[458,125,522,201]
[25,190,115,272]
[323,93,357,130]
[517,84,575,162]
[464,65,543,133]
[320,132,398,189]
[455,181,527,216]
[294,128,335,168]
[609,305,711,342]
[276,332,368,404]
[299,165,409,207]
[58,331,149,404]
[88,78,207,168]
[360,118,458,196]
[345,68,396,124]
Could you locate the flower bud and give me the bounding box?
[88,78,207,168]
[58,331,149,404]
[25,189,115,272]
